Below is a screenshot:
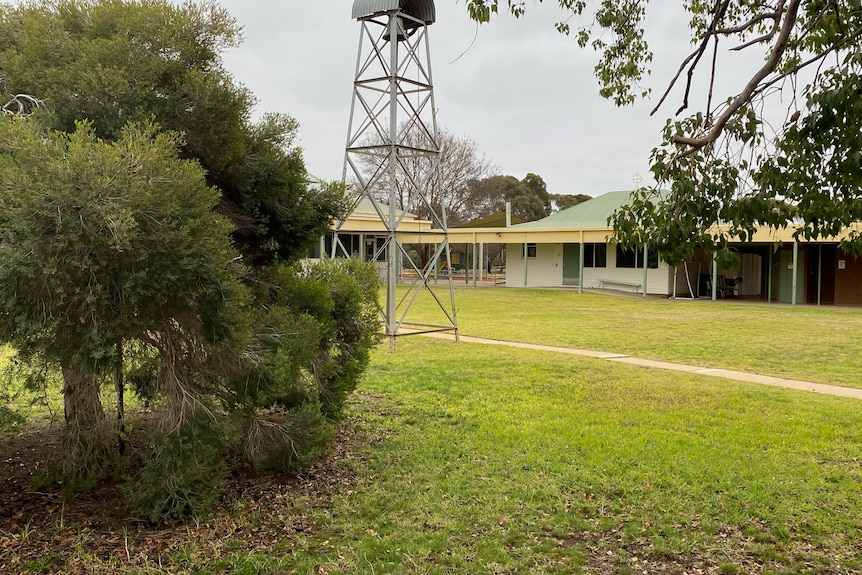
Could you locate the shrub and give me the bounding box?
[124,414,234,524]
[230,258,380,473]
[242,402,335,474]
[299,258,381,418]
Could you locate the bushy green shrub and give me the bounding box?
[227,307,323,411]
[1,257,379,522]
[124,414,235,524]
[230,259,380,473]
[230,259,379,417]
[242,402,334,474]
[298,258,381,418]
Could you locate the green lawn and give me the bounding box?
[89,339,859,575]
[3,291,862,574]
[323,340,862,574]
[400,287,862,388]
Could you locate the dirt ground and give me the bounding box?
[0,416,360,574]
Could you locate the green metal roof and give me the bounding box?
[511,191,636,229]
[511,190,669,230]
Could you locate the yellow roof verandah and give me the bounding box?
[336,191,862,247]
[397,227,612,244]
[337,196,434,234]
[400,223,860,245]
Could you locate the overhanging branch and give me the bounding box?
[671,0,801,151]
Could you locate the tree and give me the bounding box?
[355,124,498,226]
[466,2,862,264]
[463,173,552,222]
[0,0,344,266]
[517,173,552,221]
[550,193,592,213]
[0,119,246,475]
[0,0,379,520]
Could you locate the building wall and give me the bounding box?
[505,243,563,287]
[581,244,671,294]
[834,250,862,306]
[581,262,672,294]
[506,242,672,294]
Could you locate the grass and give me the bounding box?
[283,339,862,574]
[106,338,860,574]
[4,290,862,573]
[399,287,862,388]
[0,348,147,431]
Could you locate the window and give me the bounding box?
[324,233,361,259]
[615,245,658,269]
[616,245,638,268]
[583,243,607,268]
[521,243,537,258]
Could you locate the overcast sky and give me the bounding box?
[215,2,766,199]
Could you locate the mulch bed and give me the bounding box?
[0,415,362,574]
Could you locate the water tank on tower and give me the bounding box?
[336,0,458,350]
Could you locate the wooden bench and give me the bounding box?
[599,279,642,293]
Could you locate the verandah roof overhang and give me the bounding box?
[396,223,861,246]
[396,227,614,244]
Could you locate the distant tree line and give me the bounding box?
[357,126,590,226]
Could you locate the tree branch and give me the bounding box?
[652,0,732,117]
[671,0,801,151]
[729,6,784,52]
[650,51,701,116]
[705,34,719,126]
[715,4,783,35]
[747,22,862,105]
[1,94,45,116]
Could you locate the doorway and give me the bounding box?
[807,244,836,304]
[563,244,580,286]
[778,249,806,303]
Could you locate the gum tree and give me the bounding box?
[466,1,862,263]
[463,173,552,222]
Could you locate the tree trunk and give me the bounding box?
[62,364,105,431]
[62,363,109,476]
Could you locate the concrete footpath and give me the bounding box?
[418,332,862,400]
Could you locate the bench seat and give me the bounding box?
[599,279,642,293]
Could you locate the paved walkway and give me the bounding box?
[418,332,862,400]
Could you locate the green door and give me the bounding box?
[563,244,580,286]
[779,249,805,303]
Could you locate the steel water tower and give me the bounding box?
[337,0,458,349]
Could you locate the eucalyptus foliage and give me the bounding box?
[467,1,862,264]
[463,173,552,223]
